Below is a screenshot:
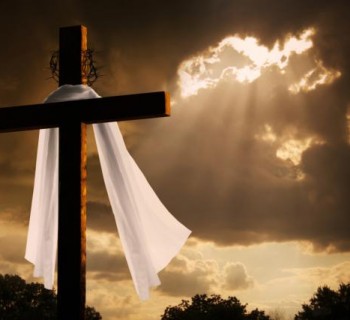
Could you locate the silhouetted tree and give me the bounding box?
[85,306,102,320]
[161,294,270,320]
[295,283,350,320]
[0,274,102,319]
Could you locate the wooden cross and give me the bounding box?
[0,25,170,320]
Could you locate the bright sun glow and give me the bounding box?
[276,138,314,165]
[256,124,325,180]
[289,60,341,94]
[275,134,325,167]
[259,124,277,143]
[178,28,341,98]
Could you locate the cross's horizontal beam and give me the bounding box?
[0,91,170,133]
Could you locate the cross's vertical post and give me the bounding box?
[57,25,87,320]
[59,25,87,86]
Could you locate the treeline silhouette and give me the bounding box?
[1,274,350,319]
[0,274,101,320]
[161,283,350,320]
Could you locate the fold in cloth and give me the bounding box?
[25,85,191,299]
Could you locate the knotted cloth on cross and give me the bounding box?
[25,85,191,300]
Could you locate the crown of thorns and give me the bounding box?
[49,49,99,86]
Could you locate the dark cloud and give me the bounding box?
[133,54,350,252]
[0,233,27,264]
[0,130,39,221]
[87,201,117,233]
[1,0,350,257]
[300,143,350,251]
[2,0,346,100]
[86,153,111,203]
[87,250,129,281]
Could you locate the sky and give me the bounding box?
[0,0,350,319]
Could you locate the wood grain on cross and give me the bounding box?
[0,25,170,320]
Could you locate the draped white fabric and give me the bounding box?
[25,85,191,299]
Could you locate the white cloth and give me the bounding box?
[25,85,191,299]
